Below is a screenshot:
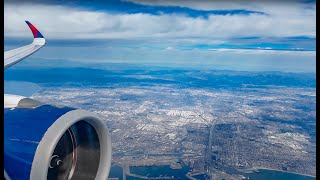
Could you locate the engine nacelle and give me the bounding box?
[4,95,112,180]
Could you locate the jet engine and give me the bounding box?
[4,95,112,180]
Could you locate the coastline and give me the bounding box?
[244,167,316,178]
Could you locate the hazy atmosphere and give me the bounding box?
[4,0,316,72]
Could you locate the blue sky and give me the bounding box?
[4,0,316,72]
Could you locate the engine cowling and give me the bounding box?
[4,95,112,180]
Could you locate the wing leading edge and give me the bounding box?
[4,21,46,70]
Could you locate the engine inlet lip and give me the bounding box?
[29,109,112,180]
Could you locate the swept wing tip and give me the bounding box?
[25,20,44,39]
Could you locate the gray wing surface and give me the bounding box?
[4,21,46,70]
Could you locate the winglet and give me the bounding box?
[25,21,44,38]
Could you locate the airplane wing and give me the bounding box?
[4,21,112,180]
[4,21,46,69]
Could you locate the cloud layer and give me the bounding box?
[4,1,315,72]
[4,1,316,39]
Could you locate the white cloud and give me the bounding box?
[207,48,316,55]
[123,0,315,16]
[4,2,315,39]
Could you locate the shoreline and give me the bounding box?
[244,167,316,178]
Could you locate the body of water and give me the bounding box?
[128,165,189,179]
[4,81,41,97]
[109,166,315,180]
[245,169,316,180]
